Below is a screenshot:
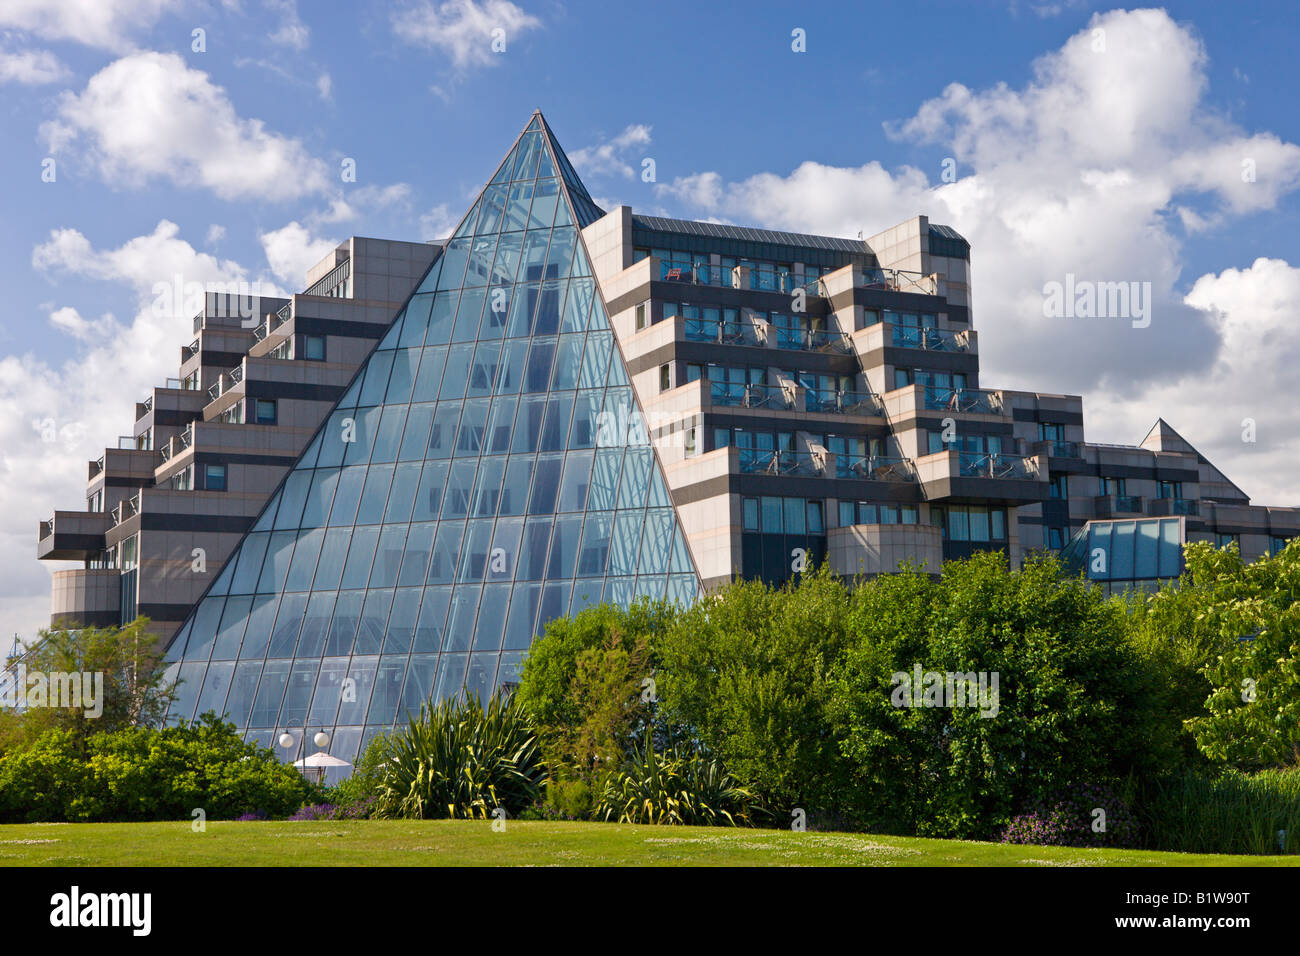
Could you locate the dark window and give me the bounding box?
[255,399,277,425]
[303,335,325,360]
[659,364,671,392]
[205,464,226,492]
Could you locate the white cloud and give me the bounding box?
[315,183,414,224]
[259,221,338,287]
[0,46,70,84]
[419,202,459,241]
[267,0,309,50]
[42,52,333,201]
[316,72,332,101]
[0,0,182,52]
[1,222,265,643]
[206,223,226,244]
[47,306,114,341]
[392,0,541,71]
[569,124,653,179]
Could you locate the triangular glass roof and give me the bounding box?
[159,113,694,768]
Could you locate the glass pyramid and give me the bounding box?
[160,113,699,768]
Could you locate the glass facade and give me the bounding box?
[1059,517,1184,594]
[161,115,699,770]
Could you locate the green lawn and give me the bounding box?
[0,820,1295,866]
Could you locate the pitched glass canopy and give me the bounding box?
[160,113,697,769]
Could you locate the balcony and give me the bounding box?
[836,455,917,482]
[111,491,142,527]
[38,510,113,560]
[1036,439,1082,459]
[709,381,795,410]
[922,386,1006,415]
[804,388,884,416]
[1094,494,1145,518]
[738,449,826,478]
[958,453,1039,480]
[773,327,852,354]
[683,315,760,347]
[858,267,938,296]
[888,325,971,352]
[1148,497,1199,517]
[915,449,1048,503]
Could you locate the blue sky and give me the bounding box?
[3,0,1300,640]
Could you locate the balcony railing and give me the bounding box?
[159,438,174,463]
[958,453,1039,480]
[805,389,883,416]
[305,257,351,297]
[858,267,938,295]
[738,449,826,477]
[838,455,917,482]
[772,327,852,354]
[1157,497,1199,516]
[923,386,1005,415]
[111,493,139,526]
[683,316,757,346]
[1093,494,1145,517]
[1039,439,1081,458]
[185,338,200,359]
[90,456,104,478]
[140,395,154,416]
[658,262,811,295]
[709,381,795,410]
[39,517,54,539]
[179,423,194,451]
[889,325,971,352]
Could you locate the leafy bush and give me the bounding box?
[374,691,544,820]
[289,803,338,821]
[1001,783,1140,848]
[0,713,310,822]
[594,730,756,826]
[655,563,854,822]
[833,553,1169,838]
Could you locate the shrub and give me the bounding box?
[0,713,310,823]
[594,729,756,827]
[289,803,338,822]
[1001,783,1139,848]
[833,553,1168,838]
[374,691,544,820]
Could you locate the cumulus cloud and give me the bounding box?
[267,0,309,50]
[259,222,339,287]
[392,0,541,71]
[0,46,70,84]
[419,202,459,242]
[41,52,333,201]
[569,124,653,180]
[0,0,182,52]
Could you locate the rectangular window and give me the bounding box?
[969,506,991,542]
[1100,476,1126,496]
[783,497,806,535]
[950,507,969,541]
[807,500,824,534]
[743,497,760,531]
[931,506,946,538]
[1048,527,1065,549]
[684,426,697,456]
[839,501,855,528]
[761,496,783,534]
[991,509,1007,540]
[205,463,227,492]
[713,426,730,450]
[858,502,878,525]
[900,504,918,525]
[1050,474,1068,499]
[255,399,277,425]
[686,363,703,383]
[659,364,671,392]
[1158,481,1182,499]
[1215,533,1238,548]
[635,302,648,330]
[1039,422,1064,442]
[303,335,325,360]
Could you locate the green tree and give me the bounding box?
[655,563,855,824]
[2,618,176,752]
[1183,540,1300,768]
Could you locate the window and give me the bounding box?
[205,463,227,492]
[1048,527,1066,550]
[659,364,671,392]
[635,302,648,330]
[743,498,760,531]
[1157,481,1182,500]
[220,403,244,424]
[684,425,697,457]
[1039,422,1065,442]
[1271,536,1291,556]
[121,535,137,571]
[88,490,103,513]
[255,399,277,425]
[171,465,193,491]
[1049,474,1068,499]
[1215,533,1238,549]
[686,363,704,383]
[1100,476,1126,496]
[839,501,855,527]
[303,335,326,360]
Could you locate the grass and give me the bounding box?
[0,819,1298,866]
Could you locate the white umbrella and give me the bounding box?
[293,751,352,769]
